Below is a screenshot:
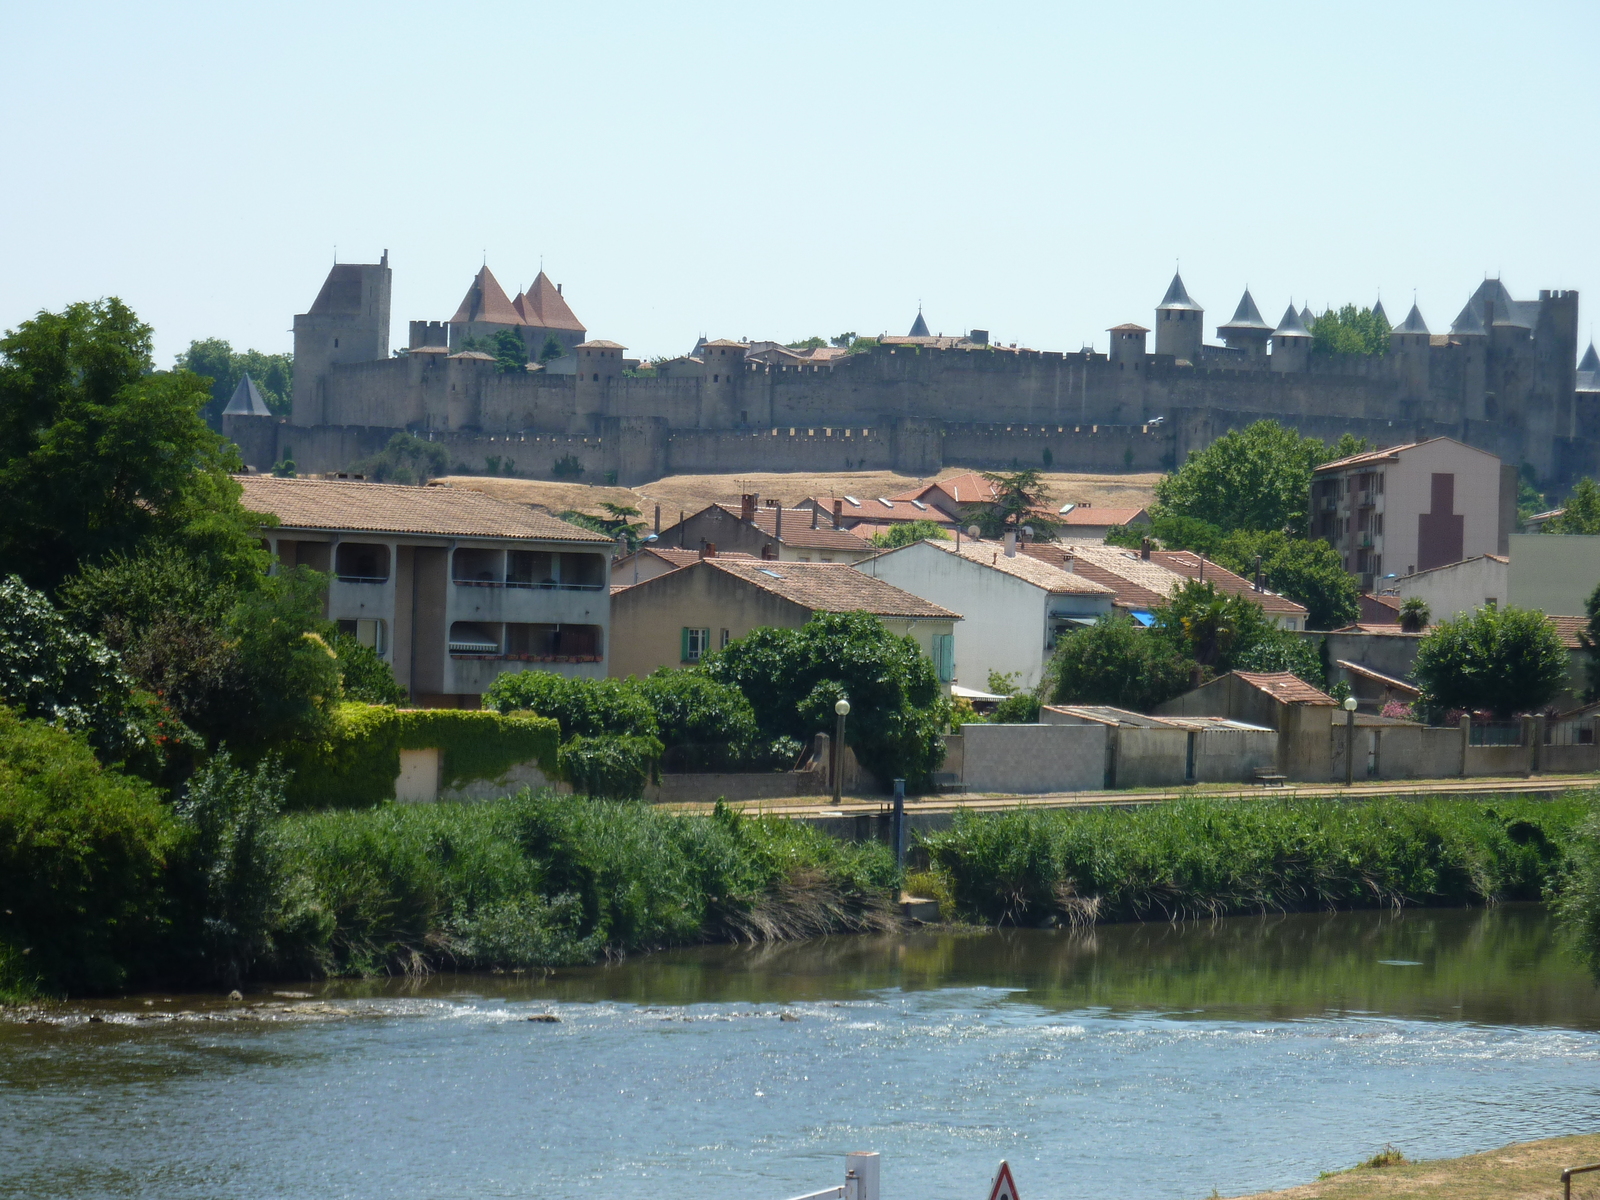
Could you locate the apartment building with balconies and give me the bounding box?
[238,475,614,706]
[1310,438,1514,593]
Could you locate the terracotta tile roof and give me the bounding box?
[577,339,627,350]
[237,476,613,542]
[1106,323,1151,333]
[1233,671,1336,705]
[702,338,747,348]
[642,547,754,567]
[519,271,585,332]
[1150,551,1308,617]
[1058,506,1149,527]
[721,505,871,552]
[810,495,955,525]
[450,266,522,326]
[1548,615,1587,649]
[893,472,998,509]
[1327,624,1427,634]
[707,560,959,619]
[1335,659,1420,694]
[924,540,1113,595]
[1058,544,1193,598]
[1022,544,1168,609]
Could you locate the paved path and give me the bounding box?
[663,773,1599,820]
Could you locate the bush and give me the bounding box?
[705,611,948,789]
[637,668,763,770]
[331,632,406,705]
[558,734,663,799]
[1047,614,1191,711]
[920,794,1591,927]
[265,793,898,977]
[484,670,658,739]
[0,710,181,995]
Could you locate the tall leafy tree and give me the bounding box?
[1154,420,1328,534]
[174,338,293,421]
[977,469,1059,538]
[1309,304,1391,356]
[1215,529,1361,630]
[1543,478,1600,535]
[0,299,267,593]
[492,328,528,374]
[1047,615,1191,711]
[1413,605,1569,718]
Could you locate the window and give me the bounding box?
[931,633,955,683]
[335,542,390,582]
[720,628,731,649]
[681,627,711,663]
[337,618,387,654]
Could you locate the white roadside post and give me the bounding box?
[846,1152,879,1200]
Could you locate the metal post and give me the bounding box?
[846,1153,879,1200]
[892,778,906,868]
[1345,706,1356,787]
[832,698,850,805]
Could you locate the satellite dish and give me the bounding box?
[1022,524,1034,538]
[967,525,981,539]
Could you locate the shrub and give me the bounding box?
[637,668,762,770]
[0,710,181,994]
[484,671,658,739]
[558,734,663,799]
[1413,605,1569,718]
[331,632,406,705]
[1047,614,1191,711]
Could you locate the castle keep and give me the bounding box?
[227,259,1598,487]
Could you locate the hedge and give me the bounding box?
[282,702,561,808]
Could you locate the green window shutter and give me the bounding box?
[681,627,690,662]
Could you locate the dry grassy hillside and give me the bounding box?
[435,467,1161,521]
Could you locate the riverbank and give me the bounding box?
[1231,1132,1600,1199]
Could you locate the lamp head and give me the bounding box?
[835,698,851,717]
[1343,696,1359,712]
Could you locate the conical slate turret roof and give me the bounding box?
[1372,298,1389,325]
[223,373,272,417]
[908,309,930,337]
[1273,304,1312,339]
[1158,272,1203,312]
[1396,303,1430,335]
[1580,342,1600,373]
[1218,288,1272,332]
[1300,305,1316,329]
[1450,298,1487,336]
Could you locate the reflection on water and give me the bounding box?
[1,906,1597,1200]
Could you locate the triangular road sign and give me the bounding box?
[986,1160,1020,1200]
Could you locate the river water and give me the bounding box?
[3,905,1598,1200]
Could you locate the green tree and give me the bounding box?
[1578,582,1600,703]
[635,668,766,769]
[222,567,343,753]
[1543,478,1600,535]
[1215,529,1361,630]
[831,332,857,348]
[0,299,268,594]
[1399,597,1430,634]
[868,520,951,548]
[1046,614,1192,711]
[1104,513,1226,557]
[1152,578,1317,682]
[786,336,827,350]
[174,338,293,421]
[1413,605,1569,718]
[704,611,948,788]
[0,709,182,994]
[1517,463,1547,527]
[484,671,659,740]
[537,335,566,365]
[976,469,1059,538]
[558,502,649,552]
[492,328,528,374]
[1153,420,1332,534]
[330,633,406,705]
[0,575,139,762]
[1309,304,1392,356]
[352,432,449,485]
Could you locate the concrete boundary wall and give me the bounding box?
[959,723,1107,793]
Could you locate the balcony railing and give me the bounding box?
[336,574,389,585]
[453,577,605,591]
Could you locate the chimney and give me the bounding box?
[1004,531,1017,557]
[776,505,783,542]
[811,505,819,529]
[833,499,843,525]
[1064,553,1075,573]
[557,282,562,294]
[1140,537,1151,561]
[705,542,717,558]
[698,540,707,561]
[654,504,661,535]
[1253,554,1263,592]
[741,494,756,523]
[1199,555,1206,582]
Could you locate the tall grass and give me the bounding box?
[262,794,900,978]
[919,794,1594,926]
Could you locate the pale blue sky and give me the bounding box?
[3,1,1597,366]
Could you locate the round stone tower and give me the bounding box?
[1154,272,1203,363]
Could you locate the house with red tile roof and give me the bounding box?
[1155,670,1336,780]
[607,559,958,682]
[657,497,875,563]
